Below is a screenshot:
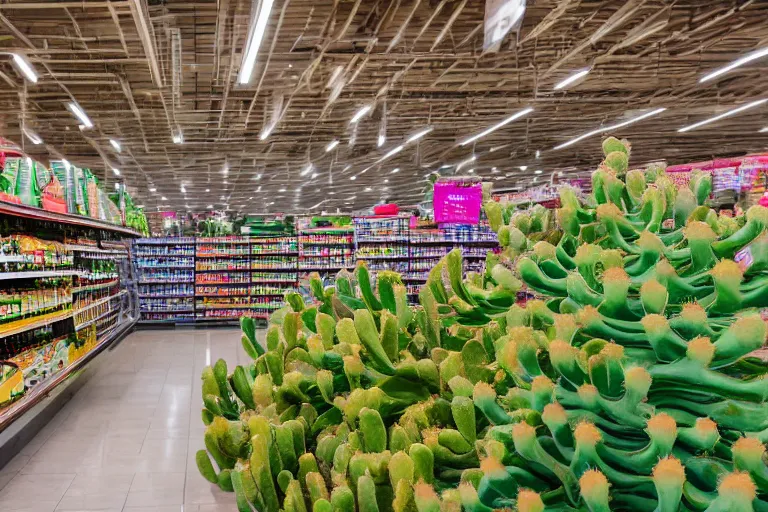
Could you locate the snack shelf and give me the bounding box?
[74,306,118,331]
[139,294,193,299]
[0,269,79,281]
[72,279,119,293]
[73,290,126,315]
[0,316,136,434]
[0,308,74,337]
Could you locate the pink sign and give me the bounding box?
[433,181,482,224]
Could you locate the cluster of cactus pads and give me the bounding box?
[198,136,768,511]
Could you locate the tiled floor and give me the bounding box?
[0,328,251,512]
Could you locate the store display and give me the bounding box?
[0,205,137,424]
[134,237,195,323]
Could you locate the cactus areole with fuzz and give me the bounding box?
[198,137,768,512]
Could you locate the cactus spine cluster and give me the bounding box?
[198,135,768,512]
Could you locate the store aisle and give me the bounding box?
[0,328,252,512]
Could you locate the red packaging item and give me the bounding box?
[374,204,399,215]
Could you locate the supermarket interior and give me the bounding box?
[1,2,768,512]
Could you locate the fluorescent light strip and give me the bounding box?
[380,145,403,160]
[13,54,38,83]
[406,127,433,144]
[460,107,533,146]
[112,168,121,176]
[22,128,42,145]
[678,99,767,133]
[172,132,184,144]
[68,102,93,128]
[553,107,667,150]
[350,105,372,124]
[237,0,275,84]
[700,47,768,83]
[109,139,121,152]
[761,127,768,133]
[325,139,339,152]
[554,68,590,90]
[377,134,386,147]
[300,163,314,177]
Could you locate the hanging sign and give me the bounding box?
[433,181,482,224]
[484,0,526,51]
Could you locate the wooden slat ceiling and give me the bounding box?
[0,0,766,213]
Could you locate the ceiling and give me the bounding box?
[0,0,767,213]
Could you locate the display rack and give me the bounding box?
[251,235,299,320]
[0,205,138,441]
[353,216,410,275]
[195,236,251,322]
[134,237,195,323]
[406,221,499,300]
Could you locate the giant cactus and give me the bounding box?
[199,137,768,511]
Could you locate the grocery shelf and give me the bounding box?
[138,280,195,285]
[195,281,250,286]
[133,253,194,258]
[195,253,251,258]
[0,269,79,281]
[356,255,409,260]
[252,280,298,284]
[195,293,250,297]
[138,294,193,299]
[0,315,137,434]
[75,306,118,331]
[140,308,195,313]
[0,200,143,238]
[0,309,74,337]
[73,290,127,315]
[66,245,129,255]
[72,279,119,293]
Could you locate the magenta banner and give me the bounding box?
[433,181,482,224]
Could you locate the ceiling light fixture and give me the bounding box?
[109,139,121,152]
[467,169,475,173]
[391,168,400,173]
[278,187,286,192]
[311,172,318,179]
[377,134,386,147]
[406,127,433,144]
[256,185,262,192]
[259,124,274,141]
[237,0,275,84]
[678,99,767,133]
[12,54,38,83]
[181,185,186,193]
[112,168,121,176]
[554,68,590,90]
[534,169,543,174]
[67,102,93,128]
[459,107,533,146]
[350,105,372,124]
[760,127,768,133]
[519,165,528,171]
[22,128,42,145]
[553,107,667,150]
[700,47,768,83]
[161,196,168,201]
[325,139,339,152]
[149,187,157,192]
[381,145,403,160]
[172,132,184,144]
[350,176,357,181]
[365,187,372,192]
[300,163,314,177]
[207,204,213,209]
[205,188,210,192]
[456,155,476,170]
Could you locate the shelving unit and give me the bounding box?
[134,237,195,323]
[354,216,411,275]
[0,202,139,443]
[406,222,499,301]
[194,236,251,322]
[251,234,299,320]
